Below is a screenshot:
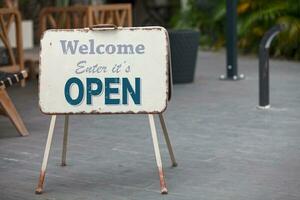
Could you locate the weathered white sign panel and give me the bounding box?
[39,27,170,114]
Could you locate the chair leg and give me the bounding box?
[21,79,26,87]
[61,115,69,166]
[0,89,28,136]
[148,114,168,194]
[35,115,57,194]
[158,113,177,167]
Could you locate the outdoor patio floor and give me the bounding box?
[1,51,300,200]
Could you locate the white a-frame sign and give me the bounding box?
[36,25,177,195]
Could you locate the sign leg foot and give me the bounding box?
[61,115,69,166]
[35,115,57,194]
[158,113,177,167]
[148,114,168,194]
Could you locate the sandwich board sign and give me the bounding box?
[39,26,170,114]
[36,25,177,195]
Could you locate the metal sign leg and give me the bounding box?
[35,115,57,194]
[148,114,168,194]
[61,115,69,166]
[158,113,177,167]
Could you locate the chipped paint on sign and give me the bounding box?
[39,26,170,114]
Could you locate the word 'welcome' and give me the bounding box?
[64,77,141,106]
[60,40,145,55]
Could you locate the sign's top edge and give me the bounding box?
[40,26,168,42]
[44,26,167,32]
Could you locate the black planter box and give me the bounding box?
[168,30,200,84]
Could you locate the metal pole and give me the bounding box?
[259,45,270,108]
[61,115,69,166]
[257,24,285,109]
[220,0,244,80]
[226,0,237,78]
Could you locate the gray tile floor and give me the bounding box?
[1,51,300,200]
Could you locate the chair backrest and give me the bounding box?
[39,5,90,37]
[90,4,132,27]
[39,4,132,38]
[0,8,24,73]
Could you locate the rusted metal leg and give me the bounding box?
[158,113,177,167]
[61,115,69,166]
[35,115,57,194]
[148,114,168,194]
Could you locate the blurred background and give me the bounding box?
[1,0,299,60]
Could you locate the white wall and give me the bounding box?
[0,20,33,49]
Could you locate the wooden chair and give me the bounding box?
[39,3,132,38]
[0,8,25,75]
[0,70,28,136]
[0,8,28,136]
[39,5,91,38]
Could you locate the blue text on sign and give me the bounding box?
[64,77,141,106]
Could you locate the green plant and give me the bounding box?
[170,0,226,49]
[238,0,300,59]
[171,0,300,59]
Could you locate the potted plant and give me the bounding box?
[169,0,200,84]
